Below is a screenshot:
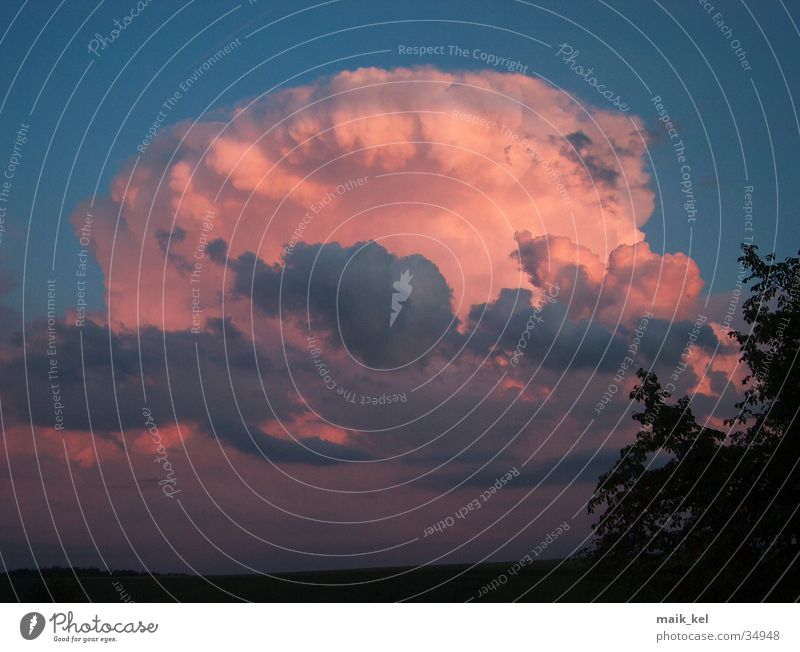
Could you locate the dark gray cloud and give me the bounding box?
[562,130,620,186]
[205,415,368,464]
[206,238,228,264]
[464,283,717,384]
[461,447,621,489]
[0,238,720,474]
[155,226,186,252]
[465,289,629,372]
[0,318,360,465]
[154,225,191,271]
[233,241,460,368]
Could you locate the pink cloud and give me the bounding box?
[514,231,704,324]
[73,66,659,333]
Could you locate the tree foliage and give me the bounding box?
[587,246,800,599]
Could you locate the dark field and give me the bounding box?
[0,560,631,602]
[3,559,793,602]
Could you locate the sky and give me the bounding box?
[0,0,798,578]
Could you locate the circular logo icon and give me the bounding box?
[20,612,45,640]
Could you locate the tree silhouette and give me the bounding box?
[586,245,800,600]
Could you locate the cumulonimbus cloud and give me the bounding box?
[56,66,721,462]
[72,65,663,335]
